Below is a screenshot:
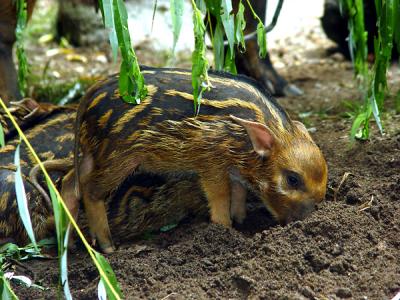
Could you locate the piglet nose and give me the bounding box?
[286,200,317,223]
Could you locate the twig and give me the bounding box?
[10,259,35,280]
[161,292,178,300]
[224,0,284,45]
[207,0,285,50]
[333,172,353,201]
[359,195,374,211]
[0,165,17,172]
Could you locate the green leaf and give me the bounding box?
[98,279,107,300]
[95,252,123,300]
[340,0,368,79]
[256,22,267,58]
[213,20,225,70]
[170,0,184,52]
[14,142,38,250]
[0,242,46,266]
[47,180,72,299]
[191,0,210,113]
[47,180,67,251]
[5,273,46,291]
[350,108,371,140]
[395,89,400,113]
[204,0,220,15]
[224,47,237,74]
[0,273,18,300]
[394,0,400,55]
[221,0,235,58]
[244,0,267,58]
[160,223,178,232]
[97,0,148,103]
[61,226,72,300]
[195,0,207,14]
[370,93,383,133]
[112,0,147,103]
[100,0,119,61]
[340,0,375,138]
[0,243,19,259]
[0,123,5,148]
[16,0,29,97]
[366,0,395,135]
[113,0,130,57]
[235,1,246,50]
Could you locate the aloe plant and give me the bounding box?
[341,0,399,139]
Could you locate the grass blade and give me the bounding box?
[98,279,107,300]
[61,226,72,300]
[0,123,5,147]
[47,181,72,299]
[0,96,123,300]
[47,181,67,251]
[112,0,147,103]
[0,272,18,300]
[14,142,38,250]
[95,252,123,300]
[351,109,370,139]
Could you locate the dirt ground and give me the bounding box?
[7,2,400,300]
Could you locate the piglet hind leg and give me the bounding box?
[200,176,232,228]
[81,186,114,253]
[79,154,115,253]
[60,168,80,250]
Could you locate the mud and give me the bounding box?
[7,1,400,299]
[8,57,399,299]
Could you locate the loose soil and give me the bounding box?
[9,2,400,299]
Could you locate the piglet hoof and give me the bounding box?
[100,244,115,254]
[232,211,247,225]
[282,83,303,97]
[89,236,97,247]
[90,237,114,253]
[211,214,232,228]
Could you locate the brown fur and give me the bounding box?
[0,106,208,246]
[68,67,328,252]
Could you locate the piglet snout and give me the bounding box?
[284,200,318,224]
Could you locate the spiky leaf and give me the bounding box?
[170,0,184,52]
[14,142,37,250]
[95,252,123,300]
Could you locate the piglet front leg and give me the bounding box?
[230,180,247,224]
[200,176,232,228]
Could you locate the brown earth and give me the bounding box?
[8,2,400,299]
[10,59,400,300]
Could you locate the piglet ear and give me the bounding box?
[292,120,313,142]
[230,115,274,157]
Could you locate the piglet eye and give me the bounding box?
[286,171,302,189]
